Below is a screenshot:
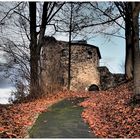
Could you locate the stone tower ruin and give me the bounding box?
[40,36,101,92]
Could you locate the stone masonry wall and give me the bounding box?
[40,36,100,92]
[70,44,100,91]
[71,62,100,91]
[98,66,125,90]
[40,37,65,92]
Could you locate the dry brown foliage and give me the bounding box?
[0,81,139,138]
[80,81,140,138]
[0,91,90,138]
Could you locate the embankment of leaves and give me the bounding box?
[0,91,91,138]
[80,81,140,138]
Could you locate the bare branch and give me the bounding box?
[46,2,56,21]
[90,2,125,30]
[0,2,22,24]
[47,2,65,23]
[114,2,126,20]
[13,10,30,22]
[37,2,48,52]
[99,31,125,39]
[80,15,122,29]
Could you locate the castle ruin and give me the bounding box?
[40,36,101,92]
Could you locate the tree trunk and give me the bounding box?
[68,2,73,90]
[132,2,140,103]
[30,47,40,98]
[124,4,133,80]
[125,21,133,80]
[29,2,40,98]
[37,2,48,91]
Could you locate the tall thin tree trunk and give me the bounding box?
[30,47,40,98]
[125,22,133,80]
[37,2,48,95]
[68,2,73,90]
[132,2,140,103]
[125,5,133,80]
[29,2,40,98]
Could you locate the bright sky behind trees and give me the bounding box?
[0,1,126,104]
[54,28,125,74]
[0,1,126,75]
[90,31,125,73]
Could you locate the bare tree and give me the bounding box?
[115,2,140,103]
[0,2,65,99]
[29,2,65,98]
[131,2,140,103]
[53,2,123,90]
[115,2,133,80]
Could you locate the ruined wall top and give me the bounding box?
[43,36,101,59]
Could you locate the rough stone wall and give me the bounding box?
[40,37,67,93]
[70,44,100,91]
[71,62,100,91]
[98,66,125,90]
[40,37,100,92]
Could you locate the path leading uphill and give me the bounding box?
[29,98,96,138]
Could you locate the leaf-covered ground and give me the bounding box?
[0,91,91,138]
[0,81,140,138]
[80,81,140,138]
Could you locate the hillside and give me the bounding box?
[0,81,139,138]
[80,81,140,138]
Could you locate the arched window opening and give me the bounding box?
[87,51,92,59]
